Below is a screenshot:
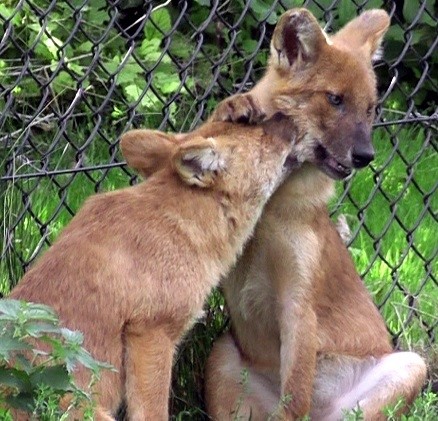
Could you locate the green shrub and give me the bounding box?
[0,299,113,420]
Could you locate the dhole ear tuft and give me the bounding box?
[120,129,177,178]
[331,9,390,62]
[172,137,226,188]
[271,8,328,71]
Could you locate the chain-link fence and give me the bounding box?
[0,0,437,414]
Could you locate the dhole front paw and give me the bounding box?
[210,93,266,124]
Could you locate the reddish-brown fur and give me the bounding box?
[204,8,427,420]
[8,117,299,420]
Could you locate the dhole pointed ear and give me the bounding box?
[172,137,226,188]
[120,129,177,178]
[270,8,328,71]
[331,9,390,62]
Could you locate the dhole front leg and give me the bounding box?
[277,301,318,420]
[268,240,319,420]
[124,326,175,421]
[209,93,266,124]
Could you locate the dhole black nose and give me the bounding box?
[351,123,374,168]
[352,149,374,168]
[352,127,375,168]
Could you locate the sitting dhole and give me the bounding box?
[8,115,299,420]
[204,8,427,421]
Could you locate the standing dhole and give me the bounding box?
[205,8,427,420]
[8,115,300,420]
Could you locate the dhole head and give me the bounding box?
[269,8,390,179]
[121,115,298,199]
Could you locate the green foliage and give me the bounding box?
[382,387,438,420]
[0,1,196,130]
[401,387,438,420]
[0,0,435,139]
[0,299,113,419]
[331,126,437,349]
[383,1,436,112]
[343,406,364,421]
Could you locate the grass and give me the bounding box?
[331,125,437,350]
[1,123,437,419]
[0,130,132,291]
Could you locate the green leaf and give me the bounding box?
[5,393,34,412]
[30,365,72,391]
[75,348,114,372]
[0,5,22,25]
[111,105,126,119]
[154,71,181,94]
[138,37,161,59]
[139,89,161,109]
[194,0,210,6]
[241,39,259,54]
[0,300,58,323]
[249,0,270,16]
[23,304,58,323]
[76,40,93,54]
[0,300,22,318]
[60,328,83,345]
[85,9,109,25]
[43,34,63,59]
[249,0,278,25]
[75,349,98,370]
[68,62,85,76]
[116,60,144,85]
[403,0,436,27]
[124,83,144,102]
[52,70,76,95]
[403,1,417,23]
[0,366,32,393]
[14,355,33,374]
[0,333,32,360]
[386,25,404,43]
[169,34,192,60]
[338,0,358,28]
[23,322,60,338]
[364,0,385,8]
[145,8,172,40]
[8,78,40,98]
[0,408,13,421]
[103,57,118,75]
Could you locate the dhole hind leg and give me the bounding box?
[205,332,283,421]
[124,326,175,421]
[311,352,427,421]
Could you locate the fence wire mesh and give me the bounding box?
[0,0,437,410]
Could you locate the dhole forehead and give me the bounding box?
[315,47,378,102]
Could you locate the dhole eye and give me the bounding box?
[326,93,343,107]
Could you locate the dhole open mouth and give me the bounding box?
[314,144,352,180]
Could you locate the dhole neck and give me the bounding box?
[267,164,335,213]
